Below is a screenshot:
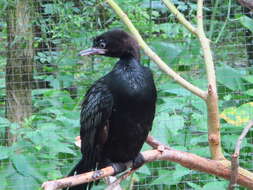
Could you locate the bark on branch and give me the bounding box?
[228,120,253,190]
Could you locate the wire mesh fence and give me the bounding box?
[0,0,253,189]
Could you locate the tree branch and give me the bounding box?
[41,148,253,190]
[42,136,253,190]
[196,0,224,160]
[162,0,224,160]
[228,120,253,190]
[104,0,207,100]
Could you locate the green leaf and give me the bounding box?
[216,64,244,91]
[173,165,191,179]
[11,154,31,176]
[151,165,190,186]
[190,134,208,145]
[156,98,184,113]
[10,154,45,182]
[152,114,184,144]
[245,89,253,96]
[167,115,185,135]
[220,102,253,126]
[187,182,202,190]
[0,146,9,160]
[203,181,228,190]
[164,88,191,96]
[151,170,172,185]
[6,168,40,190]
[243,75,253,83]
[136,164,151,175]
[0,116,11,126]
[240,16,253,33]
[222,134,250,150]
[151,41,182,64]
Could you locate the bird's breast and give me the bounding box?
[119,76,150,102]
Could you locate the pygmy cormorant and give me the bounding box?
[67,29,157,190]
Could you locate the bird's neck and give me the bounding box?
[121,48,140,62]
[113,57,140,72]
[119,56,140,65]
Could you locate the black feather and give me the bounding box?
[66,30,156,190]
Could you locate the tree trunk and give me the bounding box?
[5,0,34,145]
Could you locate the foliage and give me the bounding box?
[0,0,252,190]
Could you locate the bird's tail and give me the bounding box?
[63,155,96,190]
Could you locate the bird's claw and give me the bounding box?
[92,170,104,180]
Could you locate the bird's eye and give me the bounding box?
[99,42,106,49]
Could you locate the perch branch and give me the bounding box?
[41,149,253,190]
[105,0,207,100]
[228,120,253,190]
[42,136,253,190]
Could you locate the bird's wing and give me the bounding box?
[80,80,113,171]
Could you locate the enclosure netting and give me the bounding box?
[0,0,253,189]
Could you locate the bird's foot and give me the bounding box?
[110,162,127,175]
[132,153,145,169]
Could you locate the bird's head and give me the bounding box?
[79,30,140,61]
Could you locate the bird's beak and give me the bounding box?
[79,48,107,56]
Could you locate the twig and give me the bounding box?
[209,0,220,39]
[146,134,170,149]
[214,0,232,43]
[105,0,207,100]
[228,120,253,190]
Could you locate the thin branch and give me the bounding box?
[228,120,253,190]
[161,0,198,35]
[104,0,207,100]
[197,0,216,90]
[146,134,171,149]
[214,0,232,43]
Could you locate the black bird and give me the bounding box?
[67,30,157,190]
